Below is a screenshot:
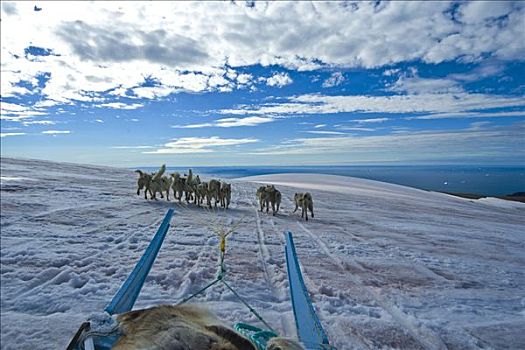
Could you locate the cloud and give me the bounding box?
[337,127,376,132]
[383,68,400,76]
[219,93,525,116]
[41,130,70,134]
[1,2,18,15]
[98,102,144,110]
[304,130,347,135]
[458,1,517,24]
[0,102,47,121]
[55,20,210,67]
[21,120,56,126]
[251,122,525,163]
[172,116,275,128]
[144,136,258,154]
[265,73,293,87]
[389,75,463,94]
[1,1,524,113]
[405,111,525,120]
[0,132,26,138]
[322,72,345,88]
[355,118,390,123]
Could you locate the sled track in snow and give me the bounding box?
[248,185,287,302]
[295,221,448,350]
[11,208,167,301]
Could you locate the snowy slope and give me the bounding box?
[1,158,524,350]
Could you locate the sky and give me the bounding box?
[1,1,524,167]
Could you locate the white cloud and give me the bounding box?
[0,132,26,138]
[144,136,258,154]
[337,127,376,132]
[383,68,400,76]
[21,120,56,126]
[33,100,61,108]
[0,1,525,121]
[405,111,525,120]
[0,102,48,121]
[236,73,252,85]
[322,72,345,88]
[459,1,516,24]
[314,124,327,128]
[355,118,390,123]
[265,73,293,87]
[252,122,525,163]
[390,75,462,94]
[1,2,524,112]
[304,130,347,135]
[41,130,70,134]
[172,116,275,128]
[98,102,144,110]
[95,119,104,123]
[219,93,525,116]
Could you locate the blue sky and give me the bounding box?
[1,1,524,166]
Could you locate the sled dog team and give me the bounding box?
[135,165,231,209]
[136,165,314,220]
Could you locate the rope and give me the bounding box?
[222,279,276,333]
[178,229,276,335]
[177,277,221,305]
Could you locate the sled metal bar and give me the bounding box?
[285,231,333,350]
[105,208,174,315]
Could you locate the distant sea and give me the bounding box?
[137,165,525,196]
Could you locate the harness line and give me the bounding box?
[177,230,277,334]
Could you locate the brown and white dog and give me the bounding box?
[112,304,305,350]
[264,185,281,216]
[293,192,314,221]
[219,182,232,209]
[134,170,152,200]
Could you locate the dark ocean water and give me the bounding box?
[137,165,525,196]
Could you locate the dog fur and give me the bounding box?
[293,192,314,221]
[256,186,267,211]
[263,185,281,216]
[196,182,209,207]
[267,337,305,350]
[148,165,168,200]
[219,182,231,209]
[112,304,256,350]
[134,170,152,200]
[207,179,221,208]
[171,172,185,202]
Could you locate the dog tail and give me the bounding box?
[152,164,166,181]
[135,169,144,176]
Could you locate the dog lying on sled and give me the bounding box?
[112,304,304,350]
[293,192,314,221]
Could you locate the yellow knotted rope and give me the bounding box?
[177,218,275,333]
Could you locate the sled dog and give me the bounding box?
[264,185,281,216]
[207,179,221,208]
[134,170,152,200]
[220,182,231,209]
[293,192,314,221]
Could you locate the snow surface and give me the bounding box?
[1,158,524,350]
